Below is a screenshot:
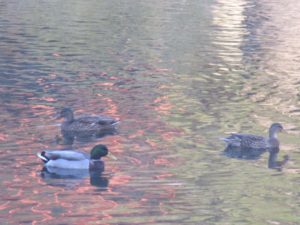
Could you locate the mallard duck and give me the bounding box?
[222,123,283,149]
[37,144,108,170]
[222,123,283,159]
[56,108,119,138]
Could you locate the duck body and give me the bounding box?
[37,144,108,170]
[58,108,119,138]
[222,123,283,159]
[39,150,90,169]
[222,133,268,149]
[223,145,267,159]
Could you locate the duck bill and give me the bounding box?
[107,152,118,160]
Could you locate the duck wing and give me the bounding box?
[232,133,264,140]
[234,133,267,149]
[221,133,244,146]
[38,150,89,162]
[77,116,118,126]
[222,133,266,147]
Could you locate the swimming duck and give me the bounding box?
[222,123,283,149]
[56,108,119,138]
[37,144,108,170]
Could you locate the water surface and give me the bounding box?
[1,0,300,224]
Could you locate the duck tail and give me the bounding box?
[37,151,49,163]
[220,135,241,147]
[220,137,231,143]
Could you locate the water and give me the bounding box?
[1,0,300,224]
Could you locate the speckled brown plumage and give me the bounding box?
[222,123,283,149]
[57,108,119,138]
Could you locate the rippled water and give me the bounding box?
[1,0,300,224]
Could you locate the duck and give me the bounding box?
[37,144,108,170]
[222,123,283,149]
[222,123,283,159]
[56,108,119,138]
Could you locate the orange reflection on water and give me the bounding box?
[0,61,186,225]
[31,104,55,111]
[128,129,144,139]
[161,131,182,142]
[101,97,120,120]
[0,201,9,210]
[153,173,174,179]
[109,175,132,186]
[145,139,158,148]
[153,96,173,115]
[29,97,56,102]
[0,133,8,141]
[127,156,142,165]
[154,158,174,167]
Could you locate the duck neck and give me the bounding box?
[89,159,104,171]
[269,129,278,139]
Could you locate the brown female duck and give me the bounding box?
[222,123,283,149]
[222,123,283,159]
[57,108,119,138]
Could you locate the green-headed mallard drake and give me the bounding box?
[37,144,108,170]
[222,123,283,149]
[56,108,119,138]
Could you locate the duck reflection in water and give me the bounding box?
[56,129,118,145]
[55,108,119,145]
[268,147,289,171]
[40,167,109,188]
[222,123,284,160]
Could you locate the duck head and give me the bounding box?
[56,108,74,122]
[269,123,283,139]
[90,144,108,160]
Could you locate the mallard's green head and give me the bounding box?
[90,144,108,160]
[57,108,74,121]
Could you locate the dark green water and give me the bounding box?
[1,0,300,224]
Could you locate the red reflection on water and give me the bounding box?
[0,61,187,225]
[109,175,132,186]
[127,156,142,165]
[0,202,9,210]
[153,95,173,116]
[101,97,119,119]
[154,158,174,167]
[153,173,174,179]
[128,129,145,139]
[31,105,55,111]
[161,131,182,142]
[145,139,158,148]
[29,97,56,102]
[0,133,8,141]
